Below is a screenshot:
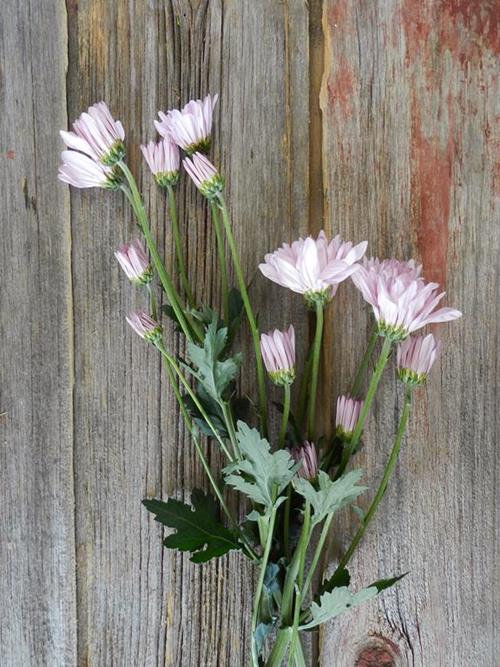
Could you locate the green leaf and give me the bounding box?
[186,321,242,402]
[293,470,367,525]
[223,421,299,511]
[254,622,274,656]
[369,572,408,592]
[260,562,282,622]
[308,571,407,628]
[301,585,378,630]
[183,384,228,438]
[143,489,241,563]
[300,585,378,630]
[319,567,351,595]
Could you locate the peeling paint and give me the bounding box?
[327,56,355,116]
[411,112,455,287]
[403,0,499,73]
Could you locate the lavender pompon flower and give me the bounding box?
[140,139,180,187]
[291,442,318,481]
[397,333,441,386]
[352,258,462,341]
[260,325,295,386]
[60,101,125,166]
[336,395,364,439]
[115,239,153,285]
[155,93,218,155]
[126,311,162,343]
[259,231,367,307]
[58,150,120,190]
[183,152,224,200]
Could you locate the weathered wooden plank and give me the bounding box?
[0,1,77,665]
[67,1,309,665]
[319,1,499,665]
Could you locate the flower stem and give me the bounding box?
[155,341,234,462]
[217,194,268,437]
[167,184,195,307]
[265,627,292,667]
[221,400,240,459]
[288,501,312,662]
[336,336,392,478]
[281,498,312,624]
[251,505,278,666]
[161,352,257,561]
[283,485,292,560]
[301,512,334,600]
[296,345,313,430]
[351,327,378,397]
[210,202,230,324]
[279,383,291,449]
[118,163,201,343]
[335,388,413,573]
[146,283,157,320]
[307,302,324,440]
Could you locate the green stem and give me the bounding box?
[279,383,291,449]
[336,336,392,478]
[292,637,307,667]
[146,283,158,321]
[155,342,234,462]
[118,163,201,343]
[288,502,311,662]
[221,401,240,459]
[211,202,230,324]
[296,345,313,431]
[335,389,413,573]
[301,513,334,599]
[265,627,292,667]
[161,354,257,561]
[217,194,268,436]
[251,505,278,666]
[167,184,195,307]
[307,302,324,440]
[351,327,378,397]
[283,485,292,560]
[281,499,312,625]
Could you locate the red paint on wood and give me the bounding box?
[327,0,349,29]
[411,113,455,287]
[402,0,499,74]
[6,150,15,159]
[445,0,500,54]
[327,56,355,117]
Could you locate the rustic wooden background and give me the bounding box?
[1,1,498,665]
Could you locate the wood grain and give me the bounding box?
[0,1,77,665]
[0,0,498,665]
[319,1,499,665]
[66,1,309,666]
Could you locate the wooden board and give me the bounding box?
[319,1,499,665]
[0,1,77,665]
[0,0,497,665]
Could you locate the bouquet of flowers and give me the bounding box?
[59,95,461,666]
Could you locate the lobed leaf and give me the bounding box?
[186,321,242,402]
[293,469,368,525]
[300,585,378,630]
[143,489,241,563]
[223,421,299,511]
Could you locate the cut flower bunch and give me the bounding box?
[59,96,462,666]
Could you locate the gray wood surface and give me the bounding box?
[0,1,497,666]
[319,1,499,666]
